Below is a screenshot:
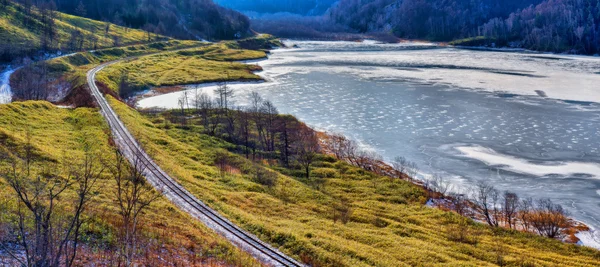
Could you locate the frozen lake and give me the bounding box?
[139,41,600,248]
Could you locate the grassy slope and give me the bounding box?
[10,39,204,102]
[0,101,260,266]
[107,97,600,267]
[95,43,267,94]
[0,1,155,59]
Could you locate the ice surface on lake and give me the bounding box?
[139,41,600,248]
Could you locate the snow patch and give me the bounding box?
[456,145,600,178]
[0,67,16,104]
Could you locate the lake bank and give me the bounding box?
[137,40,600,249]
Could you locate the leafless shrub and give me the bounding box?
[502,191,519,229]
[471,182,501,227]
[109,151,161,267]
[0,137,103,267]
[253,164,277,188]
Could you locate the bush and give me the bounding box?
[253,165,277,188]
[311,168,339,178]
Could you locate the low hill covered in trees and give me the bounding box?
[327,0,600,54]
[245,0,600,54]
[0,0,158,62]
[215,0,338,16]
[39,0,250,40]
[477,0,600,54]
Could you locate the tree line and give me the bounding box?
[14,0,250,41]
[161,84,321,180]
[421,173,573,240]
[480,0,600,54]
[327,0,543,40]
[321,128,574,240]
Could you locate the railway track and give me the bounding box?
[87,62,304,267]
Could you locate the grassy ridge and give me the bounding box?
[107,98,600,266]
[0,101,260,266]
[0,1,158,61]
[95,43,267,95]
[10,40,204,102]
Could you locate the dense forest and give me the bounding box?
[480,0,600,54]
[327,0,544,40]
[13,0,250,40]
[242,0,600,54]
[215,0,338,16]
[326,0,600,53]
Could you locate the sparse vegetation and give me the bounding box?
[105,94,600,266]
[0,1,159,62]
[95,44,266,96]
[0,101,261,266]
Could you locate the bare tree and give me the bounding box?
[237,107,252,159]
[449,193,470,216]
[391,156,408,178]
[429,173,453,198]
[518,197,534,232]
[110,151,160,267]
[406,161,419,180]
[177,91,189,126]
[214,151,230,178]
[472,182,501,227]
[294,127,319,179]
[0,137,103,267]
[502,191,519,229]
[261,100,278,152]
[530,199,569,239]
[214,81,233,110]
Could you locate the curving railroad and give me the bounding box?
[87,61,304,267]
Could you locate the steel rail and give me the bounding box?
[87,62,304,267]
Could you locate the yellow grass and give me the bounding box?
[0,101,261,266]
[95,43,266,94]
[107,97,600,266]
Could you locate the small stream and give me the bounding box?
[0,67,15,104]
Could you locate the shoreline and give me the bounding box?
[133,63,600,251]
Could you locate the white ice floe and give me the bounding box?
[455,145,600,178]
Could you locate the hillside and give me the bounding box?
[0,1,160,62]
[28,0,250,41]
[327,0,600,53]
[477,0,600,54]
[215,0,338,16]
[0,101,260,266]
[8,35,279,104]
[327,0,544,40]
[101,94,600,266]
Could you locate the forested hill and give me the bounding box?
[13,0,250,41]
[326,0,600,54]
[327,0,544,40]
[215,0,338,16]
[0,0,157,62]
